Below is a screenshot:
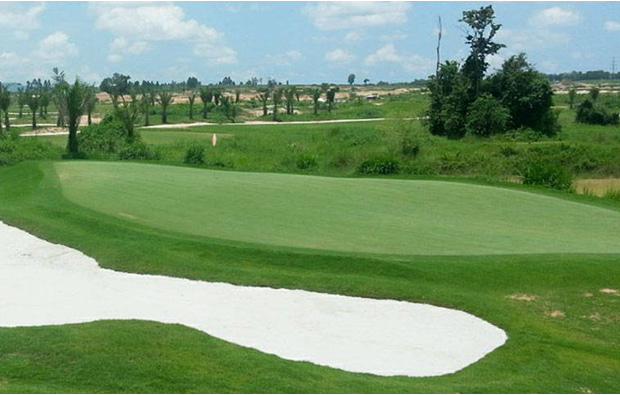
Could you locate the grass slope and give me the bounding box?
[0,161,618,393]
[55,161,620,256]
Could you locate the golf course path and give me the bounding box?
[141,117,418,129]
[0,221,507,377]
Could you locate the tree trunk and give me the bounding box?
[262,102,267,116]
[202,104,207,119]
[162,110,167,124]
[31,111,37,130]
[314,101,318,115]
[18,106,23,118]
[88,109,92,126]
[144,110,150,127]
[189,104,194,120]
[67,127,79,155]
[272,103,278,121]
[4,112,10,131]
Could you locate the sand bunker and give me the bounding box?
[0,222,506,377]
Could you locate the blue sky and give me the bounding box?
[0,1,619,85]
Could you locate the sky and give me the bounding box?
[0,1,619,85]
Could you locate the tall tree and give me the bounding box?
[157,91,174,124]
[0,83,10,132]
[326,87,338,112]
[52,68,69,127]
[256,88,270,116]
[26,87,41,130]
[85,86,98,126]
[140,89,155,127]
[460,5,505,97]
[199,88,213,119]
[309,88,322,115]
[568,88,576,110]
[348,73,355,87]
[188,91,196,120]
[284,86,297,115]
[17,87,26,118]
[64,79,89,156]
[272,88,283,121]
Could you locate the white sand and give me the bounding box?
[0,221,507,377]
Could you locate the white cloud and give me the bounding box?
[13,31,30,41]
[0,52,29,69]
[32,32,78,64]
[110,37,150,55]
[344,31,362,42]
[365,44,433,75]
[90,3,236,64]
[365,44,401,64]
[107,54,123,63]
[604,21,620,31]
[0,3,45,30]
[529,7,581,26]
[381,31,408,41]
[496,28,569,51]
[262,50,303,66]
[303,2,411,31]
[325,49,355,64]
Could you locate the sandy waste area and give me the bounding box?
[0,221,507,377]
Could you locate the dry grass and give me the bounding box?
[573,178,620,196]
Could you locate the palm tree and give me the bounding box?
[256,88,270,116]
[284,86,297,115]
[0,83,10,132]
[199,88,213,119]
[188,91,196,120]
[326,87,338,112]
[27,90,40,130]
[140,89,155,127]
[85,86,98,126]
[309,88,322,115]
[64,79,89,156]
[272,88,283,121]
[158,91,174,124]
[17,87,26,118]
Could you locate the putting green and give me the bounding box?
[54,161,620,255]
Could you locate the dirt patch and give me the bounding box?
[583,292,593,298]
[507,293,537,302]
[599,288,619,295]
[546,310,566,318]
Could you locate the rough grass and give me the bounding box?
[55,161,620,256]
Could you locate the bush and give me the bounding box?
[184,145,205,165]
[296,155,318,170]
[79,115,131,157]
[357,155,400,174]
[465,94,510,137]
[521,159,573,191]
[401,135,420,157]
[576,99,619,125]
[118,142,159,161]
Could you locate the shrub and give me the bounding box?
[79,115,130,157]
[296,155,318,171]
[521,159,573,191]
[118,142,159,161]
[465,94,510,137]
[357,155,400,174]
[401,135,420,157]
[575,99,619,125]
[184,145,205,165]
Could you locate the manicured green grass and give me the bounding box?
[56,161,620,256]
[0,161,618,393]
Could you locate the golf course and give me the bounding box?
[0,160,619,393]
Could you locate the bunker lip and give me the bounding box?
[0,221,507,377]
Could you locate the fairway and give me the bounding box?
[55,161,620,255]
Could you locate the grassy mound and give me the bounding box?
[55,161,620,255]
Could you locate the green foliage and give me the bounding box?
[488,54,558,136]
[184,145,205,165]
[0,134,62,166]
[576,99,619,125]
[295,154,318,171]
[465,94,509,136]
[118,142,159,161]
[521,158,573,191]
[357,155,400,174]
[427,61,470,139]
